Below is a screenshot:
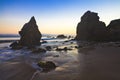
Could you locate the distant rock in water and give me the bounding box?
[57,34,67,39]
[107,19,120,41]
[19,16,42,47]
[75,11,108,41]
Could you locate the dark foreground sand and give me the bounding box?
[0,57,80,80]
[78,46,120,80]
[0,62,36,80]
[1,46,120,80]
[31,61,80,80]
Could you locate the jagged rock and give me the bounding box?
[32,48,46,53]
[19,16,42,47]
[56,47,72,51]
[37,61,56,72]
[107,19,120,41]
[75,11,108,41]
[45,46,52,51]
[10,41,18,47]
[57,34,67,38]
[10,41,22,49]
[68,35,71,39]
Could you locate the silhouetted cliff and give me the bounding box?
[19,16,42,47]
[107,19,120,41]
[75,11,108,41]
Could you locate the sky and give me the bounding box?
[0,0,120,35]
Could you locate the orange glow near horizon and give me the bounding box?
[0,22,76,35]
[0,21,21,34]
[0,16,77,35]
[0,26,76,35]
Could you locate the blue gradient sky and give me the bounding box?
[0,0,120,35]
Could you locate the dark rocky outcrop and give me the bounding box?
[10,16,42,49]
[37,61,56,72]
[10,41,22,49]
[75,11,108,41]
[56,47,72,51]
[32,48,46,53]
[57,34,67,39]
[19,16,42,47]
[45,46,52,51]
[107,19,120,41]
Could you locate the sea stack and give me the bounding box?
[75,11,108,41]
[19,16,42,47]
[107,19,120,41]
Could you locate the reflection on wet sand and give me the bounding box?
[0,62,36,80]
[78,46,120,80]
[31,50,80,80]
[1,42,120,80]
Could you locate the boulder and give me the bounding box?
[45,46,52,51]
[32,48,46,53]
[19,16,42,47]
[75,11,108,41]
[56,47,72,51]
[10,41,22,49]
[107,19,120,41]
[57,34,67,38]
[37,61,56,72]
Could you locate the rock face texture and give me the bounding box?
[57,34,67,38]
[107,19,120,41]
[75,11,108,41]
[19,16,42,47]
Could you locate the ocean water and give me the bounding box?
[0,35,77,64]
[0,37,20,40]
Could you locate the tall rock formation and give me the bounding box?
[107,19,120,41]
[75,11,108,41]
[19,16,42,47]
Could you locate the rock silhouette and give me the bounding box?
[19,16,42,47]
[37,61,57,72]
[10,41,22,49]
[57,34,67,38]
[107,19,120,41]
[75,11,108,41]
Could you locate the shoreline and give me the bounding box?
[0,40,18,43]
[0,61,36,80]
[1,41,120,80]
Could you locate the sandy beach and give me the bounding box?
[1,42,120,80]
[78,45,120,80]
[0,61,36,80]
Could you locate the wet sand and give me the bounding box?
[78,46,120,80]
[31,46,120,80]
[0,45,120,80]
[31,61,80,80]
[0,62,36,80]
[0,54,80,80]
